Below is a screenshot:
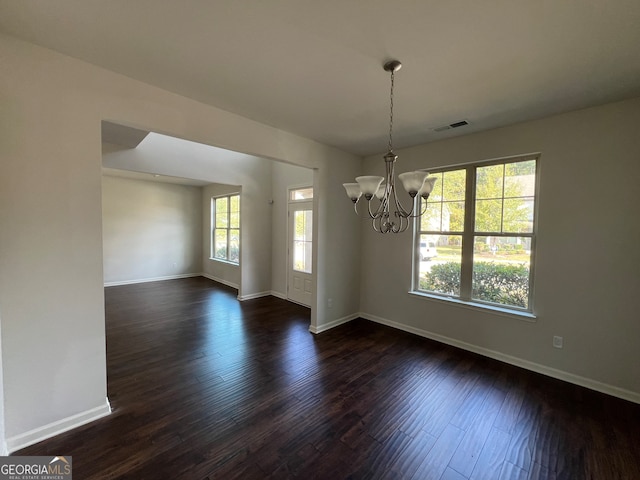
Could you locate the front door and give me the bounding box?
[287,191,313,307]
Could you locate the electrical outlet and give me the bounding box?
[553,336,563,349]
[327,298,333,308]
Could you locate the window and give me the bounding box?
[211,194,240,263]
[293,209,313,273]
[290,187,313,201]
[414,155,538,313]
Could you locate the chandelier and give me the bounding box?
[343,60,437,233]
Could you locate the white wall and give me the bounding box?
[0,33,361,449]
[104,132,275,299]
[105,134,314,297]
[102,175,202,285]
[360,97,640,400]
[271,162,314,298]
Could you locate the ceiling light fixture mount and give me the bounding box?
[343,60,437,233]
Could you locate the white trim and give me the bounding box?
[360,312,640,404]
[309,313,358,334]
[200,273,239,290]
[7,398,112,453]
[208,257,240,266]
[238,291,271,301]
[104,273,200,287]
[408,291,537,322]
[270,290,287,300]
[284,297,311,308]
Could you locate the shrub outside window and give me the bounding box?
[212,194,240,263]
[415,155,538,313]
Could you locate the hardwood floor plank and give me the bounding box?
[440,467,468,480]
[528,461,557,480]
[410,424,465,479]
[499,461,528,480]
[448,386,507,477]
[468,427,511,480]
[385,429,438,479]
[492,376,526,435]
[503,395,542,472]
[422,370,480,437]
[448,375,494,431]
[368,429,414,480]
[12,277,640,479]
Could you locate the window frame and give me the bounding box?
[288,186,314,274]
[412,153,540,317]
[211,193,240,264]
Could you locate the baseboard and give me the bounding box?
[104,273,200,287]
[360,312,640,405]
[200,273,239,290]
[309,313,358,334]
[238,291,272,301]
[270,291,287,300]
[6,398,112,454]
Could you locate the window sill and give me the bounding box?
[408,291,537,322]
[209,258,239,266]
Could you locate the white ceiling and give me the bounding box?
[2,0,639,156]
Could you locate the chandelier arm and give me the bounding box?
[383,216,393,233]
[372,216,381,232]
[389,161,413,218]
[367,199,376,219]
[406,197,429,218]
[385,160,408,219]
[391,215,404,233]
[392,186,414,218]
[368,196,386,219]
[374,214,390,233]
[383,155,395,217]
[383,212,393,233]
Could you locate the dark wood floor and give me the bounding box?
[16,277,640,479]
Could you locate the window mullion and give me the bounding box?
[214,198,218,260]
[226,209,231,261]
[459,166,476,301]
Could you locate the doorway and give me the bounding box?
[287,187,313,307]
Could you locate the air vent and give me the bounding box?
[433,120,469,132]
